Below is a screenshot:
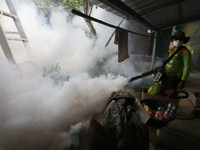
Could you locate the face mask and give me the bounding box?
[173,40,183,47]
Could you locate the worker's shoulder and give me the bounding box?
[180,46,190,54]
[170,47,176,51]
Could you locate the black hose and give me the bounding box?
[160,87,189,99]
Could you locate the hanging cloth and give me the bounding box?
[114,27,129,62]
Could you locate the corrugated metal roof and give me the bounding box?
[89,0,200,31]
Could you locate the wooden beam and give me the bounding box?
[105,18,124,47]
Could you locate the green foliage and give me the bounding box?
[13,0,84,23]
[181,21,200,70]
[182,21,200,53]
[91,57,108,77]
[43,63,70,86]
[58,0,84,13]
[89,52,118,77]
[187,24,200,47]
[32,0,84,15]
[14,0,96,36]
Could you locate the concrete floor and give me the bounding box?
[184,70,200,92]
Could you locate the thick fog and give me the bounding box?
[0,0,143,149]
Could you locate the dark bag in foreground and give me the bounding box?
[87,90,149,150]
[103,90,148,149]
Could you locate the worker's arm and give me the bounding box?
[177,50,191,89]
[181,50,191,81]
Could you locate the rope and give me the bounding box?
[162,127,200,144]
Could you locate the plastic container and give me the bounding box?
[154,106,165,120]
[140,99,177,128]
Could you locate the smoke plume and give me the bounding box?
[0,0,135,149]
[0,58,127,150]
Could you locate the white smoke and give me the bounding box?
[49,122,89,150]
[0,0,139,77]
[0,59,127,150]
[0,0,140,149]
[11,1,126,77]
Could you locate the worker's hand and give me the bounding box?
[177,81,185,89]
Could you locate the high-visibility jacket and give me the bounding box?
[165,46,191,81]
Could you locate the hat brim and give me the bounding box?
[170,35,190,44]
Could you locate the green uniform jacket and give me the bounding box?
[165,46,191,81]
